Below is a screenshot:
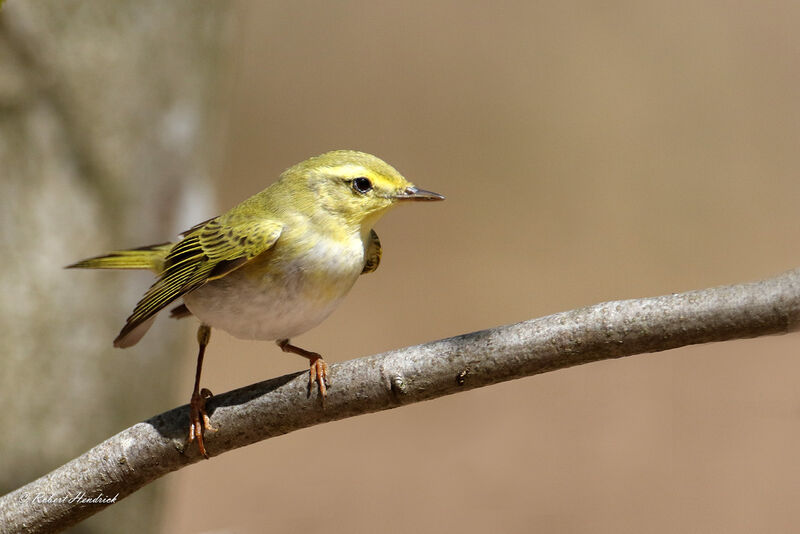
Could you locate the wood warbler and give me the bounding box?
[68,150,444,458]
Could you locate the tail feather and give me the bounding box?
[113,315,156,348]
[66,242,173,273]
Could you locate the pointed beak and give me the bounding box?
[397,186,445,201]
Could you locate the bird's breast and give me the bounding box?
[183,234,366,340]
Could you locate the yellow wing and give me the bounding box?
[361,229,382,274]
[114,217,283,347]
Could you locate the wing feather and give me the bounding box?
[361,229,382,274]
[114,217,283,347]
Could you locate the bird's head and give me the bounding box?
[279,150,444,232]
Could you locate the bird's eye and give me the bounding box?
[351,177,373,194]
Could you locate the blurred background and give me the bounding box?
[2,1,800,533]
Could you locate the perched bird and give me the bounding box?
[68,150,444,458]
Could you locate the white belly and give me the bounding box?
[183,237,365,340]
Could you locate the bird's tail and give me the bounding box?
[66,242,173,273]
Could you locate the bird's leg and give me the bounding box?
[188,324,216,458]
[276,338,330,399]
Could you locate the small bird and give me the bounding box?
[68,150,444,458]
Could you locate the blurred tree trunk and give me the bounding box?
[0,1,231,532]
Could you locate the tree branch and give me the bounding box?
[3,268,800,533]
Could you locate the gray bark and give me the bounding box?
[0,1,230,533]
[2,268,799,533]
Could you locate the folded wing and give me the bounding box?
[114,217,283,347]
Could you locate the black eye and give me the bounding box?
[351,177,373,194]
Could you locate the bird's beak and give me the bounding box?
[396,186,445,201]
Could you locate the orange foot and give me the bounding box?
[276,339,331,401]
[308,355,330,400]
[188,387,216,458]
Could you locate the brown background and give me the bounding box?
[150,1,800,532]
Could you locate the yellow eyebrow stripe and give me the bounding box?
[318,164,370,177]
